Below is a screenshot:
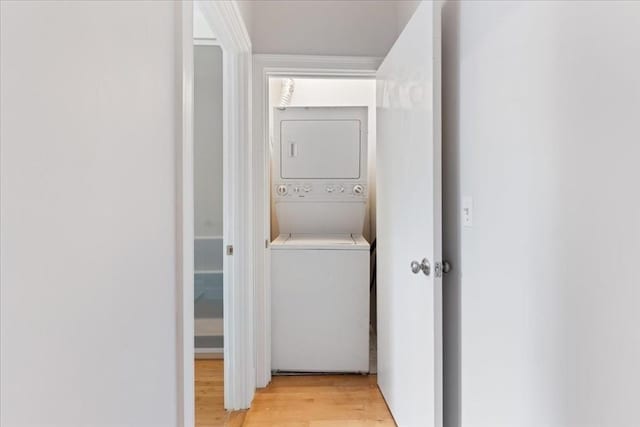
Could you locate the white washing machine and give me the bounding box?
[271,106,370,373]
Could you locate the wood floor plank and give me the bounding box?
[195,360,395,427]
[242,375,395,427]
[195,359,246,427]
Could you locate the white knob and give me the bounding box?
[353,184,364,195]
[326,185,334,193]
[277,185,288,196]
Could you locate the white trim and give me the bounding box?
[195,348,224,354]
[195,349,224,360]
[193,38,221,46]
[176,2,195,427]
[251,54,382,388]
[194,235,223,240]
[196,0,254,411]
[195,269,223,275]
[179,0,254,418]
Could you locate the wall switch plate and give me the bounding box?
[462,196,473,227]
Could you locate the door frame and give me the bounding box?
[177,1,254,423]
[252,54,382,387]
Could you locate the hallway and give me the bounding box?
[195,360,395,426]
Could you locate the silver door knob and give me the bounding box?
[410,258,431,276]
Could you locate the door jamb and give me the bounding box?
[176,2,194,425]
[252,55,382,387]
[177,1,254,424]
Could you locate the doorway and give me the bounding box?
[192,36,226,425]
[252,55,382,387]
[267,76,379,374]
[193,40,224,360]
[178,1,253,425]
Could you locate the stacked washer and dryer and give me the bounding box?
[271,106,370,373]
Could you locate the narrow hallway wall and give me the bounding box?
[443,1,640,426]
[1,2,179,425]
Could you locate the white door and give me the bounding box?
[376,2,442,426]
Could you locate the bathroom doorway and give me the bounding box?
[193,41,224,361]
[192,32,227,425]
[180,2,253,422]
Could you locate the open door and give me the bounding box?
[376,2,442,426]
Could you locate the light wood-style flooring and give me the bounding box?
[195,360,395,427]
[195,359,246,427]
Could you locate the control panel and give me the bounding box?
[274,182,367,200]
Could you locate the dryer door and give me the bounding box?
[280,119,361,179]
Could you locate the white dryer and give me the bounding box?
[271,106,370,373]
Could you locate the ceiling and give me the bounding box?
[236,0,420,57]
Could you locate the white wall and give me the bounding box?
[268,78,376,241]
[442,1,640,426]
[1,2,179,426]
[237,0,418,56]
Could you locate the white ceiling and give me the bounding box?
[236,0,420,57]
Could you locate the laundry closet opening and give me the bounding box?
[267,76,378,374]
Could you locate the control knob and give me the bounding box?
[353,184,364,195]
[277,185,288,196]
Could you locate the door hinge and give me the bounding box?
[265,239,269,249]
[435,262,443,278]
[226,245,234,256]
